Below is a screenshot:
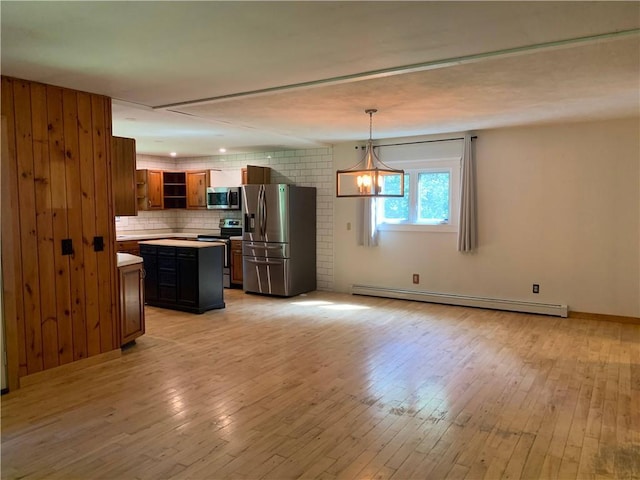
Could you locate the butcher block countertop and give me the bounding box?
[138,239,225,249]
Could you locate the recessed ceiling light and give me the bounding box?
[170,152,177,157]
[219,148,226,153]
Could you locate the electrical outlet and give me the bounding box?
[533,284,540,294]
[412,274,419,284]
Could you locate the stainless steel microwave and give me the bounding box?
[206,186,241,210]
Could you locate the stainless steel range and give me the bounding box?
[197,218,242,288]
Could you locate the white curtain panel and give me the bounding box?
[357,197,379,247]
[457,133,477,252]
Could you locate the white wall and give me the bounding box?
[117,148,334,291]
[333,118,640,317]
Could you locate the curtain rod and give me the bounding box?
[375,135,477,148]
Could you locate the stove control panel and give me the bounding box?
[220,218,242,228]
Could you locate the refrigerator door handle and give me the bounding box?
[260,185,267,238]
[262,185,268,238]
[257,186,261,236]
[256,187,261,236]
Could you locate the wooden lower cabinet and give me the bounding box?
[231,239,243,286]
[139,242,225,313]
[118,262,145,346]
[116,240,140,256]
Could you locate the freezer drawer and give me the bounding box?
[243,256,290,296]
[243,241,288,259]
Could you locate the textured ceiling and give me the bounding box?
[2,1,639,157]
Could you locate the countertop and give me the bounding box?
[116,231,219,241]
[229,236,243,241]
[138,239,226,249]
[117,252,143,267]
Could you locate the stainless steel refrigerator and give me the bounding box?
[242,184,316,297]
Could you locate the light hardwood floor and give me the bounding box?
[2,290,639,479]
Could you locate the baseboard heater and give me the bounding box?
[351,285,568,318]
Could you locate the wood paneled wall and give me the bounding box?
[1,76,118,382]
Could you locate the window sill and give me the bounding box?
[377,223,458,233]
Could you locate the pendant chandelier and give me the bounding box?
[336,109,405,198]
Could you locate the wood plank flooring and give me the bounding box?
[2,290,639,479]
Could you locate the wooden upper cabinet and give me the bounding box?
[242,165,271,185]
[137,169,163,210]
[147,171,164,209]
[112,136,137,216]
[162,171,186,209]
[186,170,209,209]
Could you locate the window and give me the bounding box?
[376,158,460,231]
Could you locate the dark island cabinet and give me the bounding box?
[139,242,225,313]
[177,248,198,306]
[142,247,159,302]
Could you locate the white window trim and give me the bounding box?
[376,156,461,232]
[377,223,458,233]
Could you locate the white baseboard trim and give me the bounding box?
[351,284,569,317]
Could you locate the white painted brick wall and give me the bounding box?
[116,148,334,291]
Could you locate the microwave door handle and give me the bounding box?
[227,190,231,208]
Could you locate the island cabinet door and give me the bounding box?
[139,245,158,302]
[177,248,198,306]
[157,247,177,303]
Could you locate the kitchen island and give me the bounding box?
[139,239,225,314]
